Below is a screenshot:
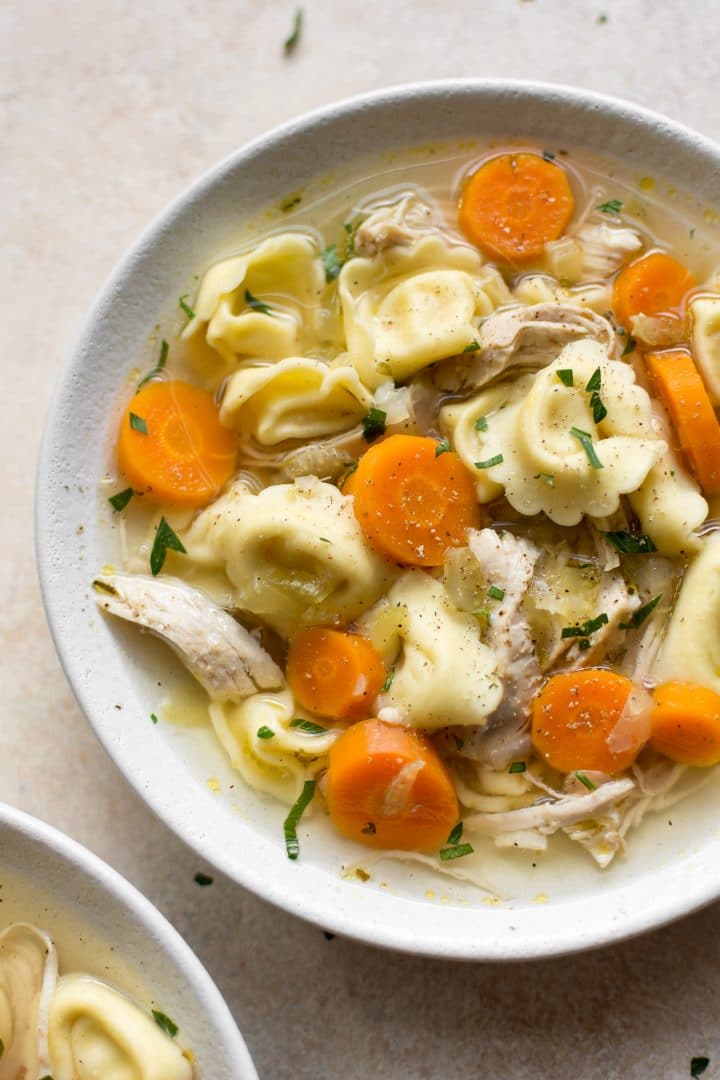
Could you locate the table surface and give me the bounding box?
[4,2,720,1077]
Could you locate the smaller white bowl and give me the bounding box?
[0,802,257,1079]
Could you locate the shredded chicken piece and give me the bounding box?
[353,196,435,257]
[575,222,643,279]
[464,778,635,837]
[430,303,619,393]
[630,313,687,348]
[94,573,284,700]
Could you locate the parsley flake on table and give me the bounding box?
[283,7,303,53]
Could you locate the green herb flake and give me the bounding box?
[382,668,395,693]
[690,228,697,240]
[152,1010,178,1038]
[622,335,637,357]
[596,12,608,23]
[596,198,623,214]
[473,607,491,624]
[137,339,169,389]
[0,1039,4,1059]
[290,718,328,735]
[570,426,603,469]
[257,726,275,740]
[543,149,556,161]
[178,295,195,320]
[509,761,526,774]
[590,391,607,424]
[585,368,602,393]
[487,585,505,601]
[194,872,214,886]
[620,593,662,630]
[557,368,574,387]
[281,194,302,212]
[534,472,556,487]
[602,530,657,554]
[362,406,387,442]
[108,487,134,512]
[244,289,274,316]
[561,613,609,639]
[474,416,488,432]
[284,779,316,860]
[463,339,481,353]
[435,437,451,457]
[150,713,158,725]
[150,516,187,576]
[283,7,303,53]
[338,461,358,489]
[321,243,341,282]
[474,454,504,470]
[691,1057,710,1078]
[129,412,148,435]
[319,537,332,544]
[361,822,376,835]
[439,842,474,862]
[447,822,464,845]
[575,771,597,791]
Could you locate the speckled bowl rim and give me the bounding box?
[0,802,257,1077]
[36,78,720,961]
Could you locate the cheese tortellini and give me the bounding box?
[219,357,372,445]
[442,340,666,525]
[339,234,511,388]
[357,571,502,730]
[185,476,396,636]
[690,295,720,404]
[183,232,325,372]
[653,537,720,692]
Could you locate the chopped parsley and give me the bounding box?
[585,368,607,424]
[509,761,526,774]
[570,426,603,469]
[543,149,556,161]
[623,335,637,357]
[463,339,481,352]
[586,368,602,392]
[361,822,377,835]
[439,842,474,862]
[257,726,275,739]
[561,613,609,640]
[620,593,662,630]
[150,713,158,724]
[473,607,492,624]
[691,1058,710,1078]
[557,368,574,387]
[338,461,358,489]
[281,194,302,212]
[575,771,597,791]
[435,437,451,457]
[152,1010,178,1038]
[602,530,657,554]
[534,472,556,487]
[108,487,134,512]
[244,289,274,316]
[290,718,328,735]
[321,243,342,282]
[447,822,464,845]
[149,516,187,576]
[129,412,148,435]
[596,198,623,214]
[487,585,505,601]
[362,406,386,442]
[283,7,303,53]
[382,668,395,693]
[0,1038,4,1058]
[194,872,214,886]
[178,295,195,320]
[475,454,504,469]
[284,779,316,860]
[474,416,488,432]
[137,338,169,389]
[596,12,608,23]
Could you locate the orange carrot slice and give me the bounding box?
[531,669,646,774]
[327,719,459,851]
[343,434,482,567]
[117,381,237,509]
[458,152,575,263]
[612,251,696,335]
[645,348,720,495]
[287,628,386,722]
[650,682,720,766]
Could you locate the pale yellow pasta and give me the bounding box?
[653,537,720,692]
[689,294,720,405]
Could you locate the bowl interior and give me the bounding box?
[0,804,257,1077]
[37,79,720,960]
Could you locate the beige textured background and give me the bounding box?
[4,1,720,1077]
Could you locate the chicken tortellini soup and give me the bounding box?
[97,142,720,877]
[0,922,193,1079]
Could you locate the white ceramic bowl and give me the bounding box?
[0,802,257,1077]
[37,79,720,960]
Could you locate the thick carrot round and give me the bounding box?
[645,348,720,495]
[531,669,645,774]
[458,152,575,263]
[650,682,720,767]
[326,719,459,851]
[117,380,237,508]
[343,434,482,567]
[612,251,696,334]
[287,628,386,722]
